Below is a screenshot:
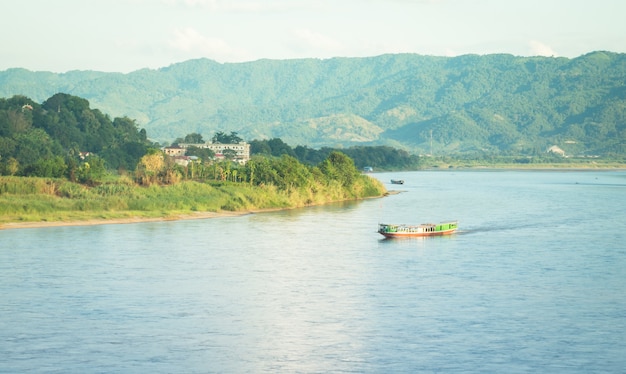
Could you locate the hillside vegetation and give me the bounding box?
[1,51,625,156]
[0,94,386,225]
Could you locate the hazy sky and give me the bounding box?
[2,0,624,73]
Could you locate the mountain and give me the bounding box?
[2,51,625,156]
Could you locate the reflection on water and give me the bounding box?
[1,170,626,373]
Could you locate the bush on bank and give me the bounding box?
[0,151,386,224]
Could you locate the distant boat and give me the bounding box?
[390,179,404,185]
[378,221,458,238]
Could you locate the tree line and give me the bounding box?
[249,138,424,170]
[0,94,380,191]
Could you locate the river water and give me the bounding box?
[1,170,625,373]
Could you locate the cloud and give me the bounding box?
[168,27,248,61]
[162,0,314,12]
[291,28,343,54]
[444,48,458,57]
[529,40,557,57]
[162,0,219,9]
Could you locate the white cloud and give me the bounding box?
[529,40,557,57]
[291,28,343,53]
[168,27,248,61]
[161,0,219,9]
[162,0,315,12]
[444,48,458,57]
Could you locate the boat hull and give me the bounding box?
[378,228,457,238]
[378,221,458,238]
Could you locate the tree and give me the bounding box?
[185,145,215,161]
[14,128,63,171]
[318,151,358,187]
[268,138,296,157]
[222,148,237,160]
[249,139,272,155]
[246,155,279,186]
[184,132,204,143]
[76,155,107,184]
[212,131,243,144]
[42,93,89,114]
[161,155,182,184]
[135,149,165,185]
[113,117,143,142]
[274,155,312,189]
[1,157,19,176]
[1,109,31,135]
[26,156,67,178]
[294,145,327,165]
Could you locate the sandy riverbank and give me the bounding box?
[0,191,398,231]
[0,210,255,231]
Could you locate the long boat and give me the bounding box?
[390,179,404,185]
[378,221,458,238]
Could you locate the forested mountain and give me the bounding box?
[1,51,625,156]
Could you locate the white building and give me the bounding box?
[176,142,251,164]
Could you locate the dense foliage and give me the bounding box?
[0,94,151,180]
[0,161,386,224]
[250,138,423,170]
[0,94,384,207]
[132,146,384,204]
[0,148,386,224]
[0,93,386,224]
[1,52,625,156]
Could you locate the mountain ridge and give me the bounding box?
[2,51,625,156]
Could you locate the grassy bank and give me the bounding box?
[0,175,386,225]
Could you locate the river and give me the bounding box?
[1,170,625,373]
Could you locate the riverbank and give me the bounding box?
[0,172,388,230]
[0,170,386,229]
[0,190,401,231]
[0,210,253,230]
[0,195,399,230]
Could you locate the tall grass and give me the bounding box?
[0,174,386,224]
[0,176,59,195]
